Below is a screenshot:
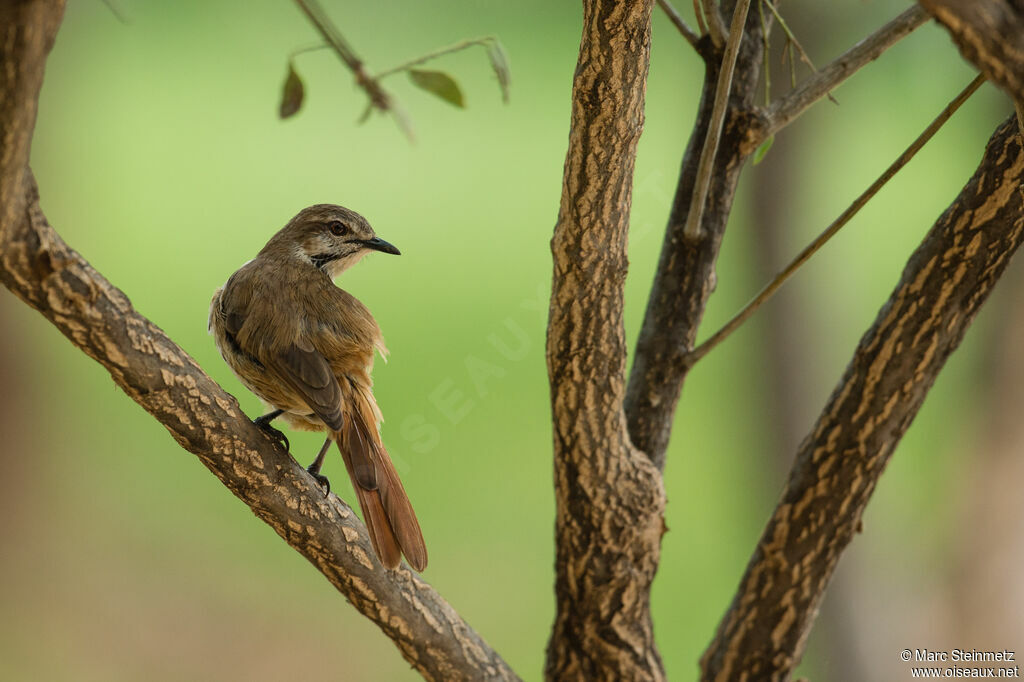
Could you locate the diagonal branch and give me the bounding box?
[701,116,1024,682]
[545,0,666,679]
[657,0,701,49]
[292,0,390,110]
[754,5,930,149]
[687,73,986,366]
[0,5,517,681]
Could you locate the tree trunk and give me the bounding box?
[544,0,666,679]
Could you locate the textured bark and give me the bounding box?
[920,0,1024,103]
[624,1,767,470]
[544,0,667,679]
[700,117,1024,682]
[0,7,516,681]
[0,1,64,229]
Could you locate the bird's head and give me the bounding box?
[263,203,400,277]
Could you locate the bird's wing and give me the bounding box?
[266,337,345,433]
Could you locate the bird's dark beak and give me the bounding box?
[360,236,401,255]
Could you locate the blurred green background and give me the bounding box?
[2,1,1020,680]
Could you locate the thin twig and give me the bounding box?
[288,43,330,61]
[292,0,399,127]
[293,0,359,69]
[683,0,752,241]
[761,0,836,104]
[761,0,815,72]
[99,0,130,24]
[701,0,728,48]
[758,0,770,105]
[658,0,701,48]
[684,74,987,366]
[376,36,497,79]
[692,0,708,37]
[757,5,929,146]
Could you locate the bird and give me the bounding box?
[208,204,427,571]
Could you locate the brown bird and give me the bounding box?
[209,204,427,571]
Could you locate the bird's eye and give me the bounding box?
[328,220,348,236]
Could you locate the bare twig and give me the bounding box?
[761,0,815,73]
[99,0,129,24]
[692,0,708,37]
[701,0,728,47]
[758,0,770,105]
[293,0,361,75]
[760,0,836,104]
[683,0,752,240]
[756,5,929,147]
[685,73,986,366]
[658,0,701,48]
[375,36,497,79]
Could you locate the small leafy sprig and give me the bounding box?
[281,0,509,140]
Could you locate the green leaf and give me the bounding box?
[279,62,305,119]
[408,69,465,108]
[753,135,774,165]
[486,40,511,104]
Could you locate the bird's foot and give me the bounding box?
[307,466,330,496]
[253,413,290,452]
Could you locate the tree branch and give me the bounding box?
[0,6,516,681]
[545,0,666,679]
[701,0,728,48]
[625,0,768,469]
[291,0,414,138]
[700,116,1024,682]
[920,0,1024,104]
[756,4,930,147]
[657,0,701,49]
[687,73,986,365]
[684,0,752,240]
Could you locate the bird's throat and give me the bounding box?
[310,252,341,270]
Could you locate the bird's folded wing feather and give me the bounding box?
[267,338,345,432]
[219,285,345,432]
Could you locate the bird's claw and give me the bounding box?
[253,417,290,452]
[307,468,331,496]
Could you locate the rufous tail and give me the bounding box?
[334,387,427,571]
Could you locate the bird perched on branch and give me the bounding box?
[209,204,427,571]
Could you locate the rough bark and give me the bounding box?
[544,0,666,679]
[0,1,64,229]
[700,117,1024,682]
[920,0,1024,103]
[624,0,767,470]
[0,6,516,681]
